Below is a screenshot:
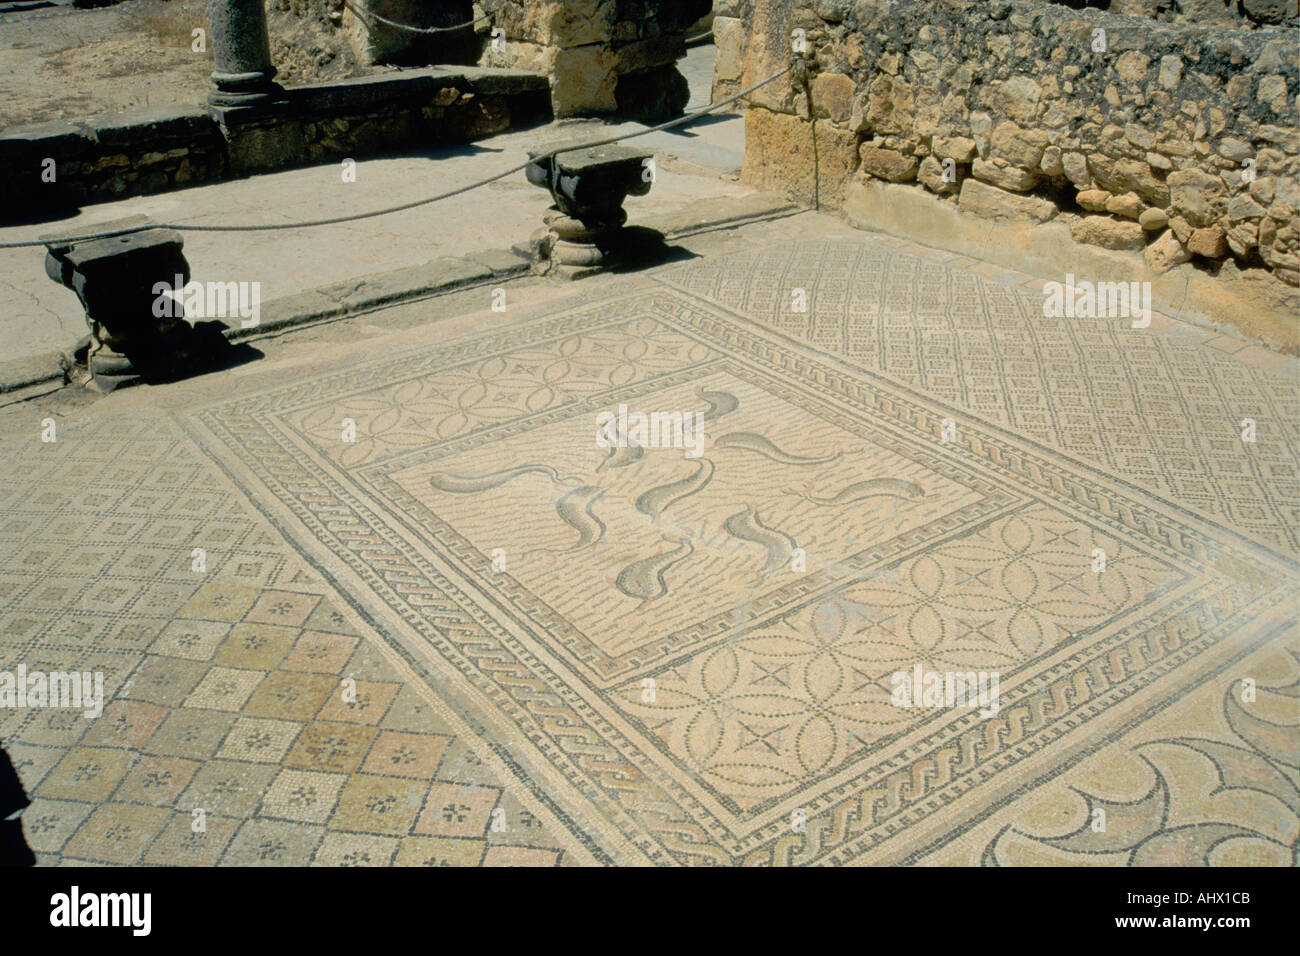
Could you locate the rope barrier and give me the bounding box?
[340,1,491,34]
[0,64,791,249]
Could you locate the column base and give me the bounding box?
[208,69,284,108]
[529,207,627,279]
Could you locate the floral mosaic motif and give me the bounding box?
[616,605,916,809]
[288,785,319,808]
[365,794,398,815]
[103,825,134,844]
[837,507,1176,664]
[983,662,1300,866]
[615,507,1179,810]
[257,839,288,862]
[298,320,713,467]
[442,803,473,823]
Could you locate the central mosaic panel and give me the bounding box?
[367,369,990,682]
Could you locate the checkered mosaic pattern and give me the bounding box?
[0,419,568,866]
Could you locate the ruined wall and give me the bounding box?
[735,0,1300,286]
[339,0,484,67]
[712,0,754,105]
[1098,1,1297,29]
[0,69,548,221]
[479,0,710,120]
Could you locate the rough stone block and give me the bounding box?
[958,177,1057,223]
[1139,207,1170,231]
[1040,145,1064,178]
[1227,220,1260,256]
[1076,189,1111,213]
[1105,192,1146,220]
[1145,230,1191,272]
[1087,156,1170,208]
[738,0,802,114]
[989,122,1048,170]
[711,15,745,102]
[918,155,960,194]
[1158,55,1184,90]
[983,76,1041,125]
[859,146,919,182]
[1070,216,1147,251]
[932,136,977,164]
[742,108,860,208]
[1168,168,1228,227]
[972,158,1038,192]
[812,73,855,125]
[1188,224,1230,258]
[492,0,615,48]
[220,116,309,173]
[1062,151,1090,189]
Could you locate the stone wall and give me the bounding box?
[341,0,483,67]
[734,0,1300,289]
[712,0,754,106]
[0,68,548,222]
[0,107,228,220]
[1102,1,1298,29]
[478,0,710,120]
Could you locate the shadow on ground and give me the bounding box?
[0,741,34,867]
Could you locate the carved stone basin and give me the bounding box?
[525,142,654,218]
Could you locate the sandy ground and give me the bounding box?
[0,0,367,128]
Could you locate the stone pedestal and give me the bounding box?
[207,0,282,107]
[524,142,653,278]
[43,217,216,388]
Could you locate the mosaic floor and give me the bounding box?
[1,236,1296,865]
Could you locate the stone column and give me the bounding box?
[207,0,281,107]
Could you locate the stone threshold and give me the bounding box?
[230,192,798,342]
[0,192,798,394]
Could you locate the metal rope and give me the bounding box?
[341,1,491,34]
[0,64,791,249]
